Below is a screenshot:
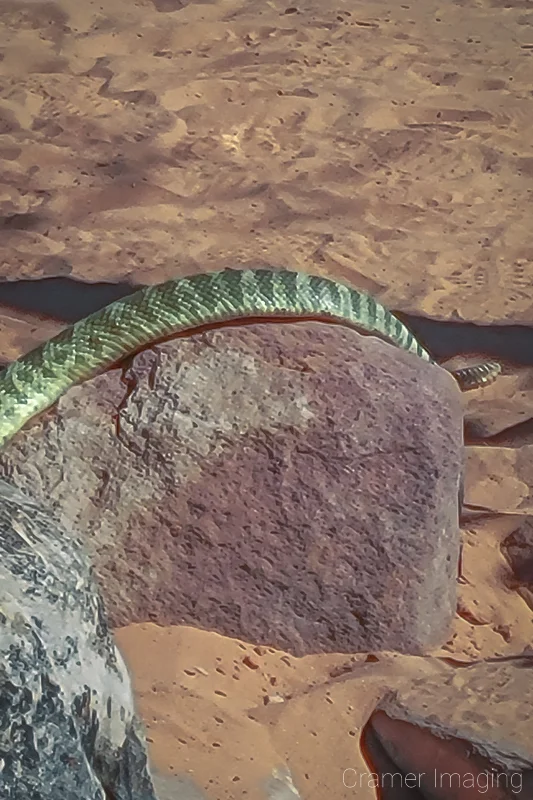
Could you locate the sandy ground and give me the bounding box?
[1,0,533,797]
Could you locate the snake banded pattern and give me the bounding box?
[0,268,501,448]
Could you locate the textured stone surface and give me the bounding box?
[0,480,157,800]
[463,369,533,440]
[465,445,533,515]
[379,654,533,773]
[0,322,463,655]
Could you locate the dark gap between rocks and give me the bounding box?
[0,277,136,323]
[360,720,425,799]
[395,310,533,366]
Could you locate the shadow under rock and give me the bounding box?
[364,712,533,800]
[396,310,533,367]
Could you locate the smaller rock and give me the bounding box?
[0,481,157,800]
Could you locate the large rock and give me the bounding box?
[0,322,464,655]
[0,480,157,800]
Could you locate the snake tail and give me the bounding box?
[451,361,502,391]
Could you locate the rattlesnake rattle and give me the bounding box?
[0,268,501,447]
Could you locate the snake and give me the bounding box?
[0,267,501,448]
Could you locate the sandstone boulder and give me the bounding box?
[0,322,464,655]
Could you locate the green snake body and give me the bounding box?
[0,268,500,448]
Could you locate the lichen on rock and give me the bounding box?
[0,480,157,800]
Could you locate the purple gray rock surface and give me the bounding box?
[0,321,464,655]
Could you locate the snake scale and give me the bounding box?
[0,268,501,448]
